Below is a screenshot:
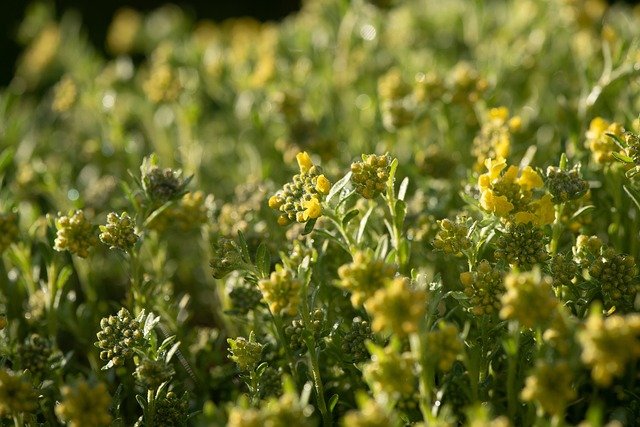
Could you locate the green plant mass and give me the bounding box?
[3,0,640,425]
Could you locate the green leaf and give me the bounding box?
[357,204,374,245]
[623,185,640,212]
[237,230,251,263]
[315,228,350,254]
[394,199,406,231]
[326,171,352,203]
[606,132,627,150]
[398,176,409,201]
[569,205,595,222]
[626,168,640,179]
[256,243,271,278]
[559,153,568,171]
[612,151,634,164]
[302,218,318,235]
[136,394,148,412]
[342,209,359,227]
[328,394,339,412]
[0,147,14,174]
[55,265,74,290]
[143,312,160,337]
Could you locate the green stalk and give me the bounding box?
[146,388,156,427]
[506,322,521,422]
[549,202,565,260]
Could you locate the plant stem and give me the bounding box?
[146,388,156,427]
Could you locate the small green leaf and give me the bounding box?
[559,153,568,171]
[302,218,318,235]
[626,168,640,179]
[398,177,409,201]
[0,148,14,174]
[328,394,339,412]
[612,151,634,164]
[165,341,181,363]
[342,209,359,227]
[237,230,251,263]
[55,265,74,290]
[623,185,640,212]
[357,204,374,245]
[394,199,406,231]
[327,171,352,203]
[143,312,160,337]
[569,205,595,222]
[256,243,271,278]
[606,132,627,150]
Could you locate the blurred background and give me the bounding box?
[0,0,302,87]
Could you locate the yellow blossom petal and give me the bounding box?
[480,190,514,216]
[302,197,322,220]
[517,166,544,191]
[484,157,507,180]
[296,151,313,173]
[503,165,519,183]
[514,211,538,226]
[316,174,331,195]
[478,174,491,191]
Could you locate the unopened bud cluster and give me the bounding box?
[155,391,190,426]
[545,165,589,204]
[135,358,174,390]
[500,269,557,329]
[432,217,471,256]
[459,260,505,316]
[99,212,138,251]
[350,154,392,199]
[0,368,38,417]
[495,222,548,269]
[96,308,148,367]
[340,318,373,363]
[258,266,302,316]
[426,321,463,371]
[54,210,98,258]
[589,248,637,311]
[210,238,244,279]
[337,251,397,307]
[55,381,113,427]
[17,334,56,381]
[227,333,264,372]
[550,253,578,288]
[228,280,263,314]
[268,152,331,225]
[284,309,324,354]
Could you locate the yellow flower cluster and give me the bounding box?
[521,361,577,417]
[472,107,521,173]
[425,321,463,371]
[269,152,331,225]
[478,158,554,226]
[578,309,640,387]
[55,381,113,427]
[366,277,428,337]
[364,345,416,398]
[585,117,624,164]
[337,251,397,307]
[54,210,99,258]
[258,265,302,316]
[499,268,558,329]
[460,260,505,316]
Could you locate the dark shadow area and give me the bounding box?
[0,0,302,86]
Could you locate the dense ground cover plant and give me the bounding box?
[2,0,640,425]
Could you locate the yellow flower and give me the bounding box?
[480,189,514,216]
[484,157,507,180]
[489,106,509,123]
[515,194,555,227]
[502,165,519,183]
[316,174,331,195]
[517,166,544,191]
[302,197,322,220]
[296,151,313,173]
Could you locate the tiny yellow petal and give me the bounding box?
[296,151,313,173]
[503,165,519,183]
[316,175,331,195]
[518,166,544,191]
[302,197,322,220]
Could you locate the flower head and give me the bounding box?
[55,381,112,427]
[54,210,98,258]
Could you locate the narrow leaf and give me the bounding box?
[357,204,374,244]
[328,394,340,412]
[256,243,271,278]
[611,151,634,164]
[623,185,640,212]
[55,265,74,290]
[342,209,359,227]
[0,148,14,174]
[394,199,407,231]
[237,230,251,263]
[569,205,596,222]
[302,218,317,235]
[398,177,409,201]
[327,171,352,203]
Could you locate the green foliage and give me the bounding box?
[3,0,640,426]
